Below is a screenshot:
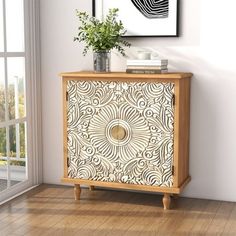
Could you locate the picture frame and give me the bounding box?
[92,0,179,37]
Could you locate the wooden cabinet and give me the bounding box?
[61,72,192,209]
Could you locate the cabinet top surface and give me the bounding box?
[60,71,193,80]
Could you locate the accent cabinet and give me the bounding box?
[60,72,192,209]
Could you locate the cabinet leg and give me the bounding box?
[89,186,95,191]
[163,193,171,210]
[74,184,81,200]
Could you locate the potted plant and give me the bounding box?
[74,8,131,72]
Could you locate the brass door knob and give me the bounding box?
[111,125,126,140]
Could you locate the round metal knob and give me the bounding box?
[111,125,126,140]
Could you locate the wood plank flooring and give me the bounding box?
[0,184,235,236]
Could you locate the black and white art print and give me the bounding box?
[92,0,179,37]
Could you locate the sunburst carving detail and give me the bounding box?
[67,80,174,187]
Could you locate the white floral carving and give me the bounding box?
[67,80,174,187]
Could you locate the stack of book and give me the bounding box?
[126,59,168,74]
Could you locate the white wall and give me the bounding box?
[40,0,236,201]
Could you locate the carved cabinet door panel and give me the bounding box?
[67,80,175,187]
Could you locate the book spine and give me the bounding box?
[127,60,168,66]
[127,66,168,70]
[126,69,168,74]
[127,59,168,63]
[127,62,168,66]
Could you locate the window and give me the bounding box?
[0,0,27,193]
[0,0,41,201]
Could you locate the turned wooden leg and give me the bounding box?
[89,186,95,191]
[74,184,81,200]
[163,193,171,210]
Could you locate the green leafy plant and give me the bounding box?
[74,8,131,56]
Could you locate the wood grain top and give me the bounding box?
[60,71,193,80]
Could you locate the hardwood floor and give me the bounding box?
[0,184,235,236]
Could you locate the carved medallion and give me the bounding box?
[67,80,174,187]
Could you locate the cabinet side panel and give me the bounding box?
[173,80,178,188]
[177,78,191,186]
[63,78,69,178]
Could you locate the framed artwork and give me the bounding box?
[92,0,179,37]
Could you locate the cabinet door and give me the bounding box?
[67,80,175,187]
